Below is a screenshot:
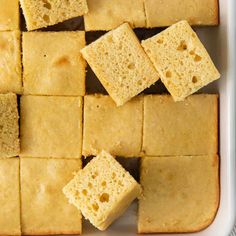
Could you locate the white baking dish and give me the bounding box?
[83,0,236,235]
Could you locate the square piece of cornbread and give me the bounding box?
[63,151,141,231]
[20,0,88,30]
[138,155,219,233]
[20,96,83,158]
[0,94,20,158]
[23,31,86,96]
[0,0,19,31]
[142,94,218,156]
[142,21,220,101]
[144,0,219,28]
[20,158,82,235]
[83,95,143,157]
[81,23,159,106]
[0,31,22,94]
[84,0,146,31]
[0,158,21,235]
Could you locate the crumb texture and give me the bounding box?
[63,151,141,230]
[20,0,88,30]
[142,21,220,101]
[0,93,20,157]
[83,95,143,157]
[81,23,159,106]
[138,155,219,233]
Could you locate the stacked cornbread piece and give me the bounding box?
[0,0,221,235]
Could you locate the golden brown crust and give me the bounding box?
[142,94,219,156]
[0,31,22,94]
[0,158,21,236]
[22,31,86,96]
[138,155,220,234]
[144,0,219,28]
[21,229,81,235]
[20,96,83,158]
[82,95,143,157]
[84,0,146,31]
[20,158,82,235]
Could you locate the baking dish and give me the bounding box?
[82,0,236,235]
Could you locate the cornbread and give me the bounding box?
[21,158,82,235]
[20,0,88,30]
[84,0,146,31]
[83,95,143,157]
[63,151,141,231]
[23,31,86,96]
[0,158,21,235]
[138,155,219,233]
[0,94,20,158]
[0,31,22,94]
[144,0,219,28]
[142,94,218,156]
[81,23,159,106]
[142,21,220,101]
[20,96,83,158]
[0,0,19,31]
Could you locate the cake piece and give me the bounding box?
[138,155,219,233]
[20,0,88,31]
[81,23,159,106]
[0,0,19,31]
[83,95,143,157]
[23,31,86,96]
[144,0,219,28]
[20,96,83,158]
[63,151,141,231]
[0,31,22,94]
[0,158,21,235]
[142,94,218,156]
[84,0,146,31]
[20,158,82,235]
[0,94,20,158]
[142,21,220,101]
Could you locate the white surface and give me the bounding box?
[83,0,236,235]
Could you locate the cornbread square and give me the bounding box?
[142,21,220,101]
[63,151,141,231]
[20,96,83,158]
[0,0,19,31]
[20,0,88,31]
[0,31,22,94]
[81,23,159,106]
[23,31,86,96]
[145,0,219,28]
[0,94,20,158]
[84,0,146,31]
[138,155,219,233]
[0,158,21,235]
[21,158,82,235]
[83,95,143,157]
[143,94,218,156]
